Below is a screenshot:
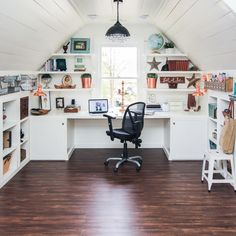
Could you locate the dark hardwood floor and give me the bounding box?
[0,148,236,236]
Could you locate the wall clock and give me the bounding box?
[148,33,165,51]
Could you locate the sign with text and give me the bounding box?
[160,77,185,84]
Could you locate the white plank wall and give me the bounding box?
[0,0,84,70]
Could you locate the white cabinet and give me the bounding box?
[30,117,69,160]
[169,116,207,160]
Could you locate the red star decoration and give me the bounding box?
[147,57,161,71]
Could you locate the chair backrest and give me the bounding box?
[122,102,146,138]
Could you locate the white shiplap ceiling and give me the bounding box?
[71,0,165,24]
[0,0,84,70]
[0,0,236,70]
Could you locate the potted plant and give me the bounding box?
[147,73,158,88]
[164,41,175,53]
[81,73,92,88]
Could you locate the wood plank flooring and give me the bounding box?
[0,148,236,236]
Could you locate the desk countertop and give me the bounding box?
[30,110,206,120]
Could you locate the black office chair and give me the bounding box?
[103,102,146,172]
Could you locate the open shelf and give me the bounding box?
[209,137,217,145]
[3,121,18,131]
[20,138,29,146]
[51,53,94,57]
[146,53,188,57]
[43,88,93,92]
[38,71,93,75]
[3,146,17,158]
[154,71,202,75]
[20,116,29,123]
[147,88,195,92]
[208,117,217,123]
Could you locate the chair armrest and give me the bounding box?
[103,114,116,119]
[103,113,116,141]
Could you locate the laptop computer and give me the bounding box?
[88,99,108,114]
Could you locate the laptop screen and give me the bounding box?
[88,99,108,114]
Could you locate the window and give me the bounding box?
[101,47,138,108]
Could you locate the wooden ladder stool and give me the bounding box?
[201,150,236,192]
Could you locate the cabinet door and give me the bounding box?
[30,117,67,160]
[170,117,207,160]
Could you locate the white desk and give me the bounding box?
[30,111,207,161]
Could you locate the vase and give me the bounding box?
[147,77,157,88]
[81,74,92,88]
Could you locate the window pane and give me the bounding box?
[101,79,137,108]
[101,47,137,78]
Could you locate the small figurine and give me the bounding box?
[63,42,70,54]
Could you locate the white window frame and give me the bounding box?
[100,43,140,81]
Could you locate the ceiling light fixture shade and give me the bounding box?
[105,0,130,41]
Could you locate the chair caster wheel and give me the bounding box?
[201,180,204,183]
[136,166,141,172]
[138,160,143,165]
[114,168,118,172]
[104,161,109,166]
[208,190,211,192]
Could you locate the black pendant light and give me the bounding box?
[105,0,130,41]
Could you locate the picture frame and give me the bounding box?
[40,91,51,110]
[56,97,64,109]
[70,38,90,54]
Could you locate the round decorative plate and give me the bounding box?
[62,75,72,87]
[148,33,165,50]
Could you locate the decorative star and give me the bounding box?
[147,57,161,71]
[187,73,200,88]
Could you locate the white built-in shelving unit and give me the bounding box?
[207,90,232,151]
[0,92,30,188]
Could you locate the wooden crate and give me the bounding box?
[205,77,233,92]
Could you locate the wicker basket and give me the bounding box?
[204,77,233,92]
[3,155,12,175]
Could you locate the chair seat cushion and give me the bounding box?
[106,128,135,140]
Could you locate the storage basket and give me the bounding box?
[204,77,233,92]
[168,60,189,71]
[3,155,12,175]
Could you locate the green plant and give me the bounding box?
[147,73,157,78]
[164,41,175,49]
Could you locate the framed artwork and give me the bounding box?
[40,91,51,110]
[56,97,64,109]
[70,38,90,54]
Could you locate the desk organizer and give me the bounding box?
[205,77,233,92]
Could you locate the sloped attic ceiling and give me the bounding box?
[153,0,236,71]
[0,0,84,71]
[0,0,235,71]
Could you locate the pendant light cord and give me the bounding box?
[117,0,119,22]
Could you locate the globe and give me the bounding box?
[148,33,165,51]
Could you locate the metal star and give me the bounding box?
[187,73,200,88]
[147,57,161,71]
